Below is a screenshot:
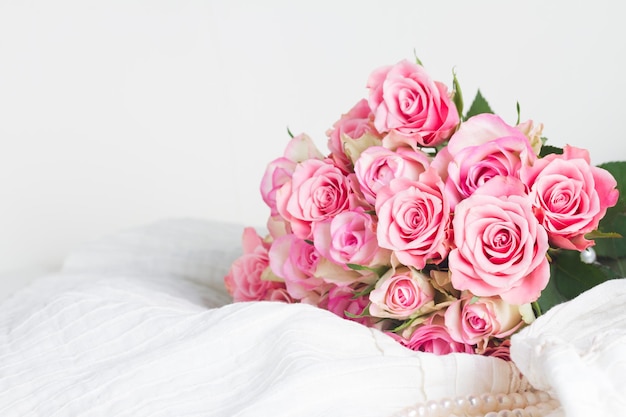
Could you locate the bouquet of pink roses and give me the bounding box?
[224,57,624,359]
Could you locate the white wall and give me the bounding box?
[1,0,625,275]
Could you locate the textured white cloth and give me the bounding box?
[0,219,525,417]
[511,278,626,417]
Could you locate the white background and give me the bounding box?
[1,0,625,281]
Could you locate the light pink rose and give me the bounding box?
[516,119,544,155]
[260,157,297,216]
[449,193,550,305]
[261,133,325,216]
[266,287,295,303]
[482,339,512,361]
[369,267,435,319]
[224,228,284,302]
[520,145,619,251]
[269,233,326,300]
[375,169,451,269]
[326,99,383,172]
[444,294,523,350]
[327,285,373,326]
[367,59,459,148]
[283,132,325,163]
[389,313,474,355]
[432,114,537,209]
[312,207,390,269]
[276,159,356,239]
[354,146,431,205]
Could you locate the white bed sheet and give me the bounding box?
[1,218,625,416]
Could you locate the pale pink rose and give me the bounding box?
[444,294,523,350]
[516,119,544,156]
[266,215,291,240]
[260,157,297,216]
[369,267,435,320]
[326,99,383,172]
[269,233,326,300]
[375,169,451,269]
[449,193,550,305]
[283,132,325,163]
[224,228,284,302]
[482,339,512,361]
[389,314,474,354]
[432,114,537,209]
[276,159,356,239]
[313,256,371,286]
[327,285,373,326]
[520,145,619,251]
[367,59,459,148]
[266,287,295,303]
[354,146,431,205]
[312,207,390,269]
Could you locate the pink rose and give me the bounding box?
[327,285,373,326]
[444,294,523,350]
[224,228,285,302]
[390,314,474,355]
[266,287,295,303]
[283,132,325,163]
[367,59,459,148]
[482,339,512,361]
[276,159,356,239]
[268,233,326,300]
[432,114,537,209]
[449,193,550,305]
[369,267,435,319]
[375,169,451,269]
[261,133,325,216]
[312,207,390,269]
[354,146,431,205]
[260,157,297,216]
[326,99,383,172]
[520,145,619,251]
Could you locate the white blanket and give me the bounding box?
[1,219,624,416]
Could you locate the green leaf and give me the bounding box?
[413,49,423,66]
[594,161,626,270]
[346,263,389,278]
[351,282,377,299]
[538,145,563,158]
[287,126,294,138]
[536,271,567,314]
[516,101,521,125]
[464,89,493,121]
[538,250,613,314]
[585,230,622,239]
[452,68,463,119]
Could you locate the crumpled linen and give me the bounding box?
[511,277,626,417]
[0,218,523,417]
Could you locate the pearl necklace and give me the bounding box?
[391,390,561,417]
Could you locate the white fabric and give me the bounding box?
[511,278,626,417]
[0,219,523,417]
[0,218,624,416]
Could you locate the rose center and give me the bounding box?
[398,88,419,115]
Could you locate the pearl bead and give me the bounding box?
[392,390,560,417]
[580,247,597,264]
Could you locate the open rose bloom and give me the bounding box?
[225,58,619,358]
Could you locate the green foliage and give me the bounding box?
[538,145,563,157]
[464,89,493,120]
[452,69,464,120]
[594,161,626,277]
